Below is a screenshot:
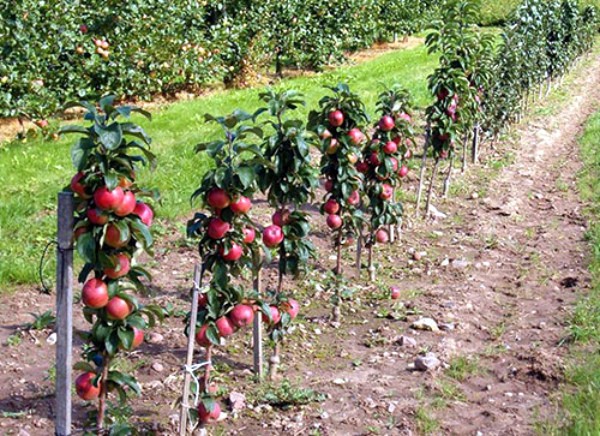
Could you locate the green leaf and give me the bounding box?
[95,122,123,151]
[236,166,255,189]
[73,361,96,372]
[117,328,135,350]
[76,232,96,264]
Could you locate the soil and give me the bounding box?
[0,54,599,435]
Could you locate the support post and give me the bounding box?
[179,264,202,436]
[415,125,431,219]
[471,124,479,164]
[55,192,74,436]
[252,270,263,380]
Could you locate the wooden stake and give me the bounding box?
[425,157,440,218]
[97,355,110,432]
[55,192,74,436]
[252,270,263,380]
[356,227,363,277]
[471,124,479,164]
[415,125,431,220]
[461,132,468,173]
[179,264,202,436]
[389,188,396,243]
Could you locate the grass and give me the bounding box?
[548,110,600,434]
[0,42,438,290]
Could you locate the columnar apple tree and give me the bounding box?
[360,85,415,279]
[186,110,272,426]
[255,89,318,379]
[308,83,369,322]
[62,96,163,433]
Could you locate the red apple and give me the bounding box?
[198,402,221,424]
[392,136,402,145]
[437,88,449,100]
[324,179,334,192]
[243,227,256,244]
[206,188,230,210]
[229,304,254,328]
[356,161,369,173]
[391,286,401,300]
[375,228,389,243]
[82,278,109,309]
[328,110,344,127]
[74,226,89,240]
[398,112,412,123]
[326,138,339,155]
[94,186,124,211]
[130,327,144,349]
[70,172,91,199]
[207,218,230,239]
[380,184,393,200]
[383,141,397,155]
[133,202,153,227]
[263,225,284,248]
[198,292,208,308]
[35,119,49,129]
[390,157,399,172]
[114,191,136,217]
[348,128,365,146]
[285,299,300,319]
[404,149,413,160]
[215,316,236,337]
[106,296,131,320]
[195,324,211,347]
[272,209,291,227]
[398,165,409,178]
[326,214,342,229]
[87,208,109,225]
[379,115,395,131]
[348,153,359,164]
[320,129,332,139]
[324,199,340,215]
[348,190,360,206]
[103,253,130,279]
[262,306,281,324]
[105,223,130,248]
[75,372,100,401]
[219,243,243,261]
[230,196,252,214]
[79,24,88,34]
[369,152,381,166]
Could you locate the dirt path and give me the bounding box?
[0,54,598,435]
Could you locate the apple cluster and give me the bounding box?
[70,171,154,401]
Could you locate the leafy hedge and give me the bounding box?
[0,0,438,119]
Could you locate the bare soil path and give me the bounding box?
[0,53,598,435]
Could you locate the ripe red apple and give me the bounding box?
[229,304,254,328]
[195,324,211,347]
[326,214,342,229]
[87,208,109,225]
[356,161,369,173]
[105,223,130,248]
[207,218,230,240]
[70,172,91,199]
[379,115,395,131]
[74,226,89,240]
[348,190,360,206]
[383,141,398,155]
[328,110,344,127]
[219,243,243,261]
[375,228,389,243]
[285,299,300,319]
[390,157,399,172]
[243,227,256,244]
[106,296,131,320]
[133,202,153,226]
[206,188,230,210]
[75,372,100,401]
[326,138,340,155]
[380,184,393,200]
[103,253,130,279]
[230,196,252,214]
[391,286,401,300]
[348,128,365,146]
[272,209,291,227]
[198,402,221,424]
[35,119,49,129]
[131,327,144,349]
[324,179,334,192]
[398,112,412,123]
[324,199,340,215]
[114,191,136,217]
[82,278,109,309]
[198,293,208,308]
[94,186,125,211]
[215,316,236,337]
[392,136,402,145]
[369,152,381,166]
[262,306,281,324]
[79,24,88,33]
[398,165,409,178]
[263,225,284,248]
[437,88,449,100]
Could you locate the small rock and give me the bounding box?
[332,378,346,385]
[451,259,470,269]
[439,322,455,331]
[429,205,447,219]
[46,332,57,345]
[413,251,422,261]
[147,332,164,344]
[471,192,479,200]
[151,361,164,372]
[18,430,31,436]
[414,353,441,371]
[411,317,439,332]
[229,391,246,413]
[441,258,450,267]
[396,335,417,348]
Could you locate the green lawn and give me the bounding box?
[551,110,600,434]
[0,42,438,290]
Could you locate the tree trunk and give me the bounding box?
[96,354,110,433]
[461,131,468,173]
[425,157,440,218]
[471,124,479,164]
[415,125,431,219]
[332,229,343,324]
[443,153,455,198]
[356,227,363,277]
